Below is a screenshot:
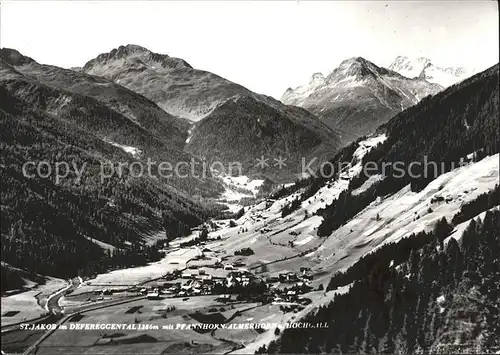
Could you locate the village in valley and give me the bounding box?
[2,180,341,354]
[89,217,317,312]
[3,134,499,354]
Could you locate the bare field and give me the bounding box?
[1,277,67,326]
[71,248,200,296]
[37,296,257,354]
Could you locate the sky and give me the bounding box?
[1,1,498,99]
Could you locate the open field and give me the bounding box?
[1,326,47,353]
[71,248,201,296]
[1,277,67,326]
[36,296,259,354]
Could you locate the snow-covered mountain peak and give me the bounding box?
[391,56,431,72]
[337,56,374,71]
[389,56,431,79]
[310,72,325,85]
[281,71,329,106]
[338,56,366,66]
[325,57,388,84]
[281,56,442,141]
[389,56,474,87]
[115,44,150,55]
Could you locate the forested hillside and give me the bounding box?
[275,64,499,238]
[0,48,190,147]
[0,262,47,293]
[0,103,209,279]
[0,58,221,285]
[264,207,500,354]
[185,96,340,179]
[259,63,500,354]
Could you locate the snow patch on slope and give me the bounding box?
[222,176,265,196]
[352,174,384,195]
[105,140,142,157]
[295,235,314,246]
[313,154,499,274]
[443,206,499,247]
[302,134,387,214]
[185,124,195,144]
[389,56,475,88]
[83,235,117,252]
[217,175,265,213]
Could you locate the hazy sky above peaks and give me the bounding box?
[1,1,498,99]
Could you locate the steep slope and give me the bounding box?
[0,102,208,280]
[267,208,500,354]
[389,56,475,88]
[185,96,340,180]
[0,48,190,148]
[182,63,498,278]
[82,44,277,122]
[281,57,442,142]
[188,64,499,353]
[258,63,498,354]
[81,45,341,179]
[0,50,226,195]
[308,64,499,241]
[0,56,219,284]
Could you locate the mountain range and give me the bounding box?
[0,44,341,278]
[388,56,475,87]
[78,47,479,160]
[81,44,340,178]
[1,41,498,355]
[281,57,443,142]
[0,48,189,149]
[82,44,266,122]
[263,62,499,355]
[0,47,217,279]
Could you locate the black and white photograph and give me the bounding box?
[0,0,499,354]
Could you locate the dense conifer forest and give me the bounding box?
[0,104,209,281]
[258,63,500,354]
[0,59,225,286]
[261,207,500,354]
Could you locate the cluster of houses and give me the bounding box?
[266,267,313,284]
[127,248,317,306]
[182,264,256,291]
[271,282,313,303]
[137,262,259,299]
[264,267,314,303]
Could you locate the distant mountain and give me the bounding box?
[281,57,442,142]
[0,48,190,148]
[389,56,475,88]
[82,44,275,122]
[185,95,340,179]
[83,45,341,180]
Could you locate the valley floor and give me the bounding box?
[1,277,68,327]
[2,143,498,354]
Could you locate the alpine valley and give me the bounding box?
[1,43,498,355]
